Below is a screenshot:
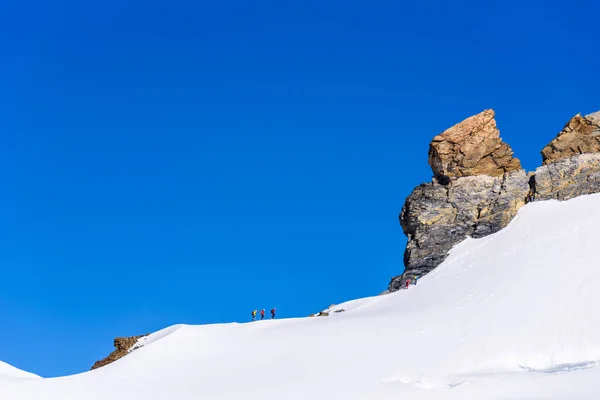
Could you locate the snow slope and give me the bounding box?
[0,361,39,380]
[3,194,600,399]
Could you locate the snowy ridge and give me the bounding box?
[128,324,184,352]
[2,194,600,399]
[0,361,40,380]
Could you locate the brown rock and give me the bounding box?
[541,112,600,165]
[428,109,522,182]
[91,334,148,370]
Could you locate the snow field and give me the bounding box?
[3,194,600,399]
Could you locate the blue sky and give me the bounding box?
[1,0,598,377]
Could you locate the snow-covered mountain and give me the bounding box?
[2,193,600,399]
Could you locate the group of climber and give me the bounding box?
[251,308,276,321]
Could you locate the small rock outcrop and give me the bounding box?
[429,109,522,183]
[91,334,148,370]
[388,110,528,292]
[309,304,339,317]
[541,112,600,165]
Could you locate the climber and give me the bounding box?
[413,276,418,285]
[251,310,257,321]
[270,308,276,319]
[260,309,265,320]
[405,278,411,289]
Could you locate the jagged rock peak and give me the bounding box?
[91,334,148,370]
[541,111,600,165]
[428,109,522,183]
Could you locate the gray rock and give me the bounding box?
[534,153,600,201]
[388,170,529,292]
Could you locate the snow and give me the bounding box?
[3,193,600,399]
[0,361,39,380]
[128,324,184,352]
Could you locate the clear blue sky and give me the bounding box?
[1,0,598,377]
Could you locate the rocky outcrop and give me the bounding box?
[91,334,148,370]
[388,110,528,292]
[534,153,600,201]
[388,170,529,291]
[588,111,600,126]
[534,111,600,201]
[541,112,600,165]
[387,108,600,293]
[429,109,522,183]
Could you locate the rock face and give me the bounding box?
[534,153,600,201]
[388,110,528,292]
[588,111,600,126]
[541,112,600,165]
[91,335,147,370]
[388,170,529,291]
[429,109,522,183]
[388,109,600,293]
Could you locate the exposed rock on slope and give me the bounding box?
[308,304,345,317]
[387,108,600,293]
[91,335,147,370]
[389,171,529,291]
[429,109,522,183]
[541,112,600,164]
[533,111,600,201]
[388,110,528,292]
[534,153,600,201]
[308,304,337,317]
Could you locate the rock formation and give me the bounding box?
[388,172,530,291]
[91,334,148,370]
[534,154,600,201]
[429,109,522,183]
[541,112,600,164]
[533,112,600,201]
[387,108,600,293]
[388,110,528,292]
[588,111,600,126]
